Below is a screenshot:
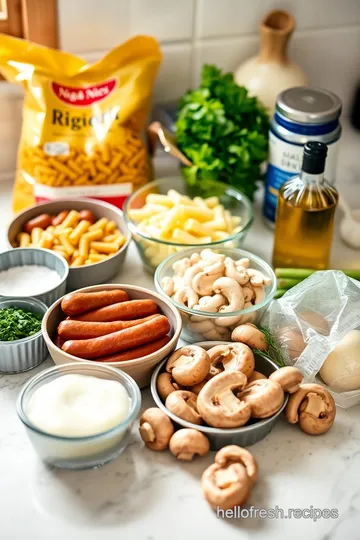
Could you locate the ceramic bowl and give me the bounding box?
[42,284,182,388]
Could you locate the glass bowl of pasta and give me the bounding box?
[123,177,253,274]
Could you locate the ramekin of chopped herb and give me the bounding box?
[0,307,43,341]
[0,297,48,373]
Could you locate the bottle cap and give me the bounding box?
[276,87,342,124]
[302,141,328,174]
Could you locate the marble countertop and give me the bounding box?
[1,123,360,540]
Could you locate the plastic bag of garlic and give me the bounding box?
[261,270,360,409]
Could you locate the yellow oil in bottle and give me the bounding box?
[272,142,338,269]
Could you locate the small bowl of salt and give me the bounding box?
[0,248,68,306]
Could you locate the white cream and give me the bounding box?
[27,374,130,438]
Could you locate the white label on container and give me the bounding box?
[268,131,340,183]
[43,142,70,156]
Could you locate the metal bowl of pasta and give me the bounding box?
[7,198,131,290]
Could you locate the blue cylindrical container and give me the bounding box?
[263,87,342,226]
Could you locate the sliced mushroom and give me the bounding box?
[200,248,225,262]
[237,379,284,418]
[253,285,265,305]
[202,325,232,341]
[166,345,210,386]
[269,366,303,393]
[169,429,210,461]
[139,408,174,451]
[172,257,191,276]
[183,264,203,287]
[193,294,226,312]
[285,383,336,435]
[215,445,258,485]
[242,286,255,303]
[248,371,267,383]
[191,375,212,395]
[165,390,202,425]
[201,445,257,510]
[197,371,250,428]
[235,257,250,268]
[156,372,184,401]
[160,276,175,296]
[213,277,245,312]
[192,266,223,296]
[207,343,254,379]
[188,319,215,335]
[247,268,272,286]
[173,287,199,309]
[231,324,268,351]
[224,258,249,285]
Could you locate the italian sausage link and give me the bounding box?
[96,335,171,363]
[24,213,52,233]
[62,314,170,359]
[72,299,158,322]
[57,314,159,340]
[61,289,129,316]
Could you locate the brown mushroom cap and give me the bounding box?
[237,379,284,418]
[207,343,255,379]
[156,372,184,401]
[215,445,258,485]
[166,345,210,386]
[248,371,267,383]
[197,371,251,428]
[285,383,336,435]
[269,366,303,393]
[169,428,210,461]
[231,324,268,351]
[139,408,174,451]
[165,390,202,425]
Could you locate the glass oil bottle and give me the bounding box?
[272,141,338,269]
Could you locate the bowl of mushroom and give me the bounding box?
[150,340,300,450]
[155,247,276,342]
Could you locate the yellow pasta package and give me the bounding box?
[0,35,162,213]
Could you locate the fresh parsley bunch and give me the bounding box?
[176,65,269,200]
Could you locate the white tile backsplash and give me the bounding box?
[0,0,359,179]
[197,0,360,38]
[58,0,130,53]
[154,43,192,102]
[130,0,195,42]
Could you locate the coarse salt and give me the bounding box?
[0,265,61,296]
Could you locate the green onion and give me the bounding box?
[276,278,303,289]
[274,288,287,299]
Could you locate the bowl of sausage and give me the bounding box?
[42,284,182,387]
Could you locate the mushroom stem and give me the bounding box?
[139,422,155,442]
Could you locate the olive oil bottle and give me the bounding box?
[272,141,338,269]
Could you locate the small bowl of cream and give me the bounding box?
[17,363,141,469]
[0,248,68,306]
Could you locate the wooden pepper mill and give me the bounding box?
[235,10,308,113]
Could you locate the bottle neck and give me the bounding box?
[300,170,325,185]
